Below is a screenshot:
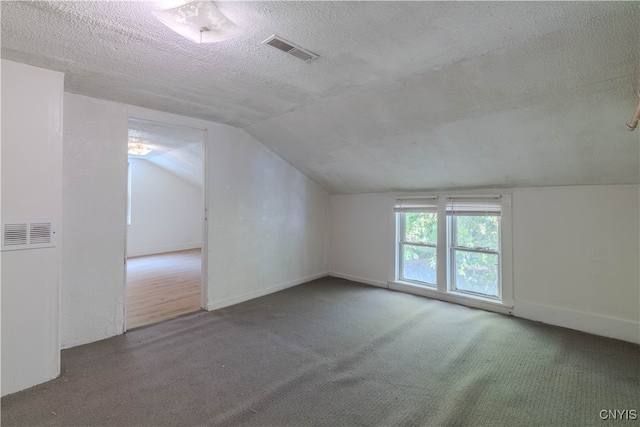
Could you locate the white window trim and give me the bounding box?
[388,193,513,314]
[397,209,438,287]
[447,213,501,300]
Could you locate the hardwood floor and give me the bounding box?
[126,249,202,329]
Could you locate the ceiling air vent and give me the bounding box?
[2,220,56,251]
[261,35,318,62]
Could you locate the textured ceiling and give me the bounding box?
[129,118,203,188]
[2,1,639,193]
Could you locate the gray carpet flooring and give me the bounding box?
[2,277,639,426]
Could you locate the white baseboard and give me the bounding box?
[389,281,514,315]
[127,242,202,258]
[328,272,388,289]
[207,272,329,311]
[329,274,639,344]
[514,300,640,344]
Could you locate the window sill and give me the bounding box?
[389,280,513,315]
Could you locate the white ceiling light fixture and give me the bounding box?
[152,1,243,44]
[128,143,152,156]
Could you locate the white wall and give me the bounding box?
[61,93,128,349]
[510,186,639,343]
[1,60,64,395]
[58,97,329,355]
[329,185,640,343]
[329,193,394,288]
[205,123,330,309]
[127,159,202,257]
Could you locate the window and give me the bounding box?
[447,198,501,299]
[393,195,511,308]
[396,199,438,285]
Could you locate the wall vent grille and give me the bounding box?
[2,220,56,251]
[261,35,318,62]
[3,223,28,247]
[30,223,52,244]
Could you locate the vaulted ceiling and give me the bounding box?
[129,118,203,188]
[2,1,638,194]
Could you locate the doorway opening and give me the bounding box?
[125,118,206,329]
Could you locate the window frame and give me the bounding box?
[390,193,513,314]
[447,213,502,300]
[398,211,438,287]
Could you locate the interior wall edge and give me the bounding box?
[327,275,640,344]
[61,92,128,350]
[513,300,640,344]
[1,59,64,396]
[207,272,330,311]
[328,272,388,289]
